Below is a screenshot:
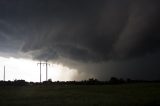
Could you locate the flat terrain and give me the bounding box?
[0,83,160,106]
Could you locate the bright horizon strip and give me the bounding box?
[0,56,80,82]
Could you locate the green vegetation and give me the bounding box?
[0,83,160,106]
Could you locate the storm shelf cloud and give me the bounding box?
[0,0,160,80]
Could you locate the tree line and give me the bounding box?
[0,77,160,86]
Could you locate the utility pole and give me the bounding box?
[4,65,5,81]
[37,60,50,82]
[37,61,42,83]
[45,60,50,81]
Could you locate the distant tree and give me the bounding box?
[109,77,119,84]
[88,78,98,82]
[87,78,99,85]
[13,80,27,86]
[48,79,52,82]
[43,79,52,85]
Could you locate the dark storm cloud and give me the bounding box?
[20,0,160,62]
[114,0,160,59]
[0,0,160,80]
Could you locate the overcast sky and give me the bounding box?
[0,0,160,80]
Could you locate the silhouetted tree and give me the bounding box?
[13,80,27,86]
[109,77,119,84]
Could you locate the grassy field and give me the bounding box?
[0,83,160,106]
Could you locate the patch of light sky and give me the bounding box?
[0,56,80,82]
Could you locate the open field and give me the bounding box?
[0,83,160,106]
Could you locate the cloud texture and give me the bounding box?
[0,0,160,80]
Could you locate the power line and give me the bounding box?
[37,60,50,82]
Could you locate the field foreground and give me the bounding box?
[0,83,160,106]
